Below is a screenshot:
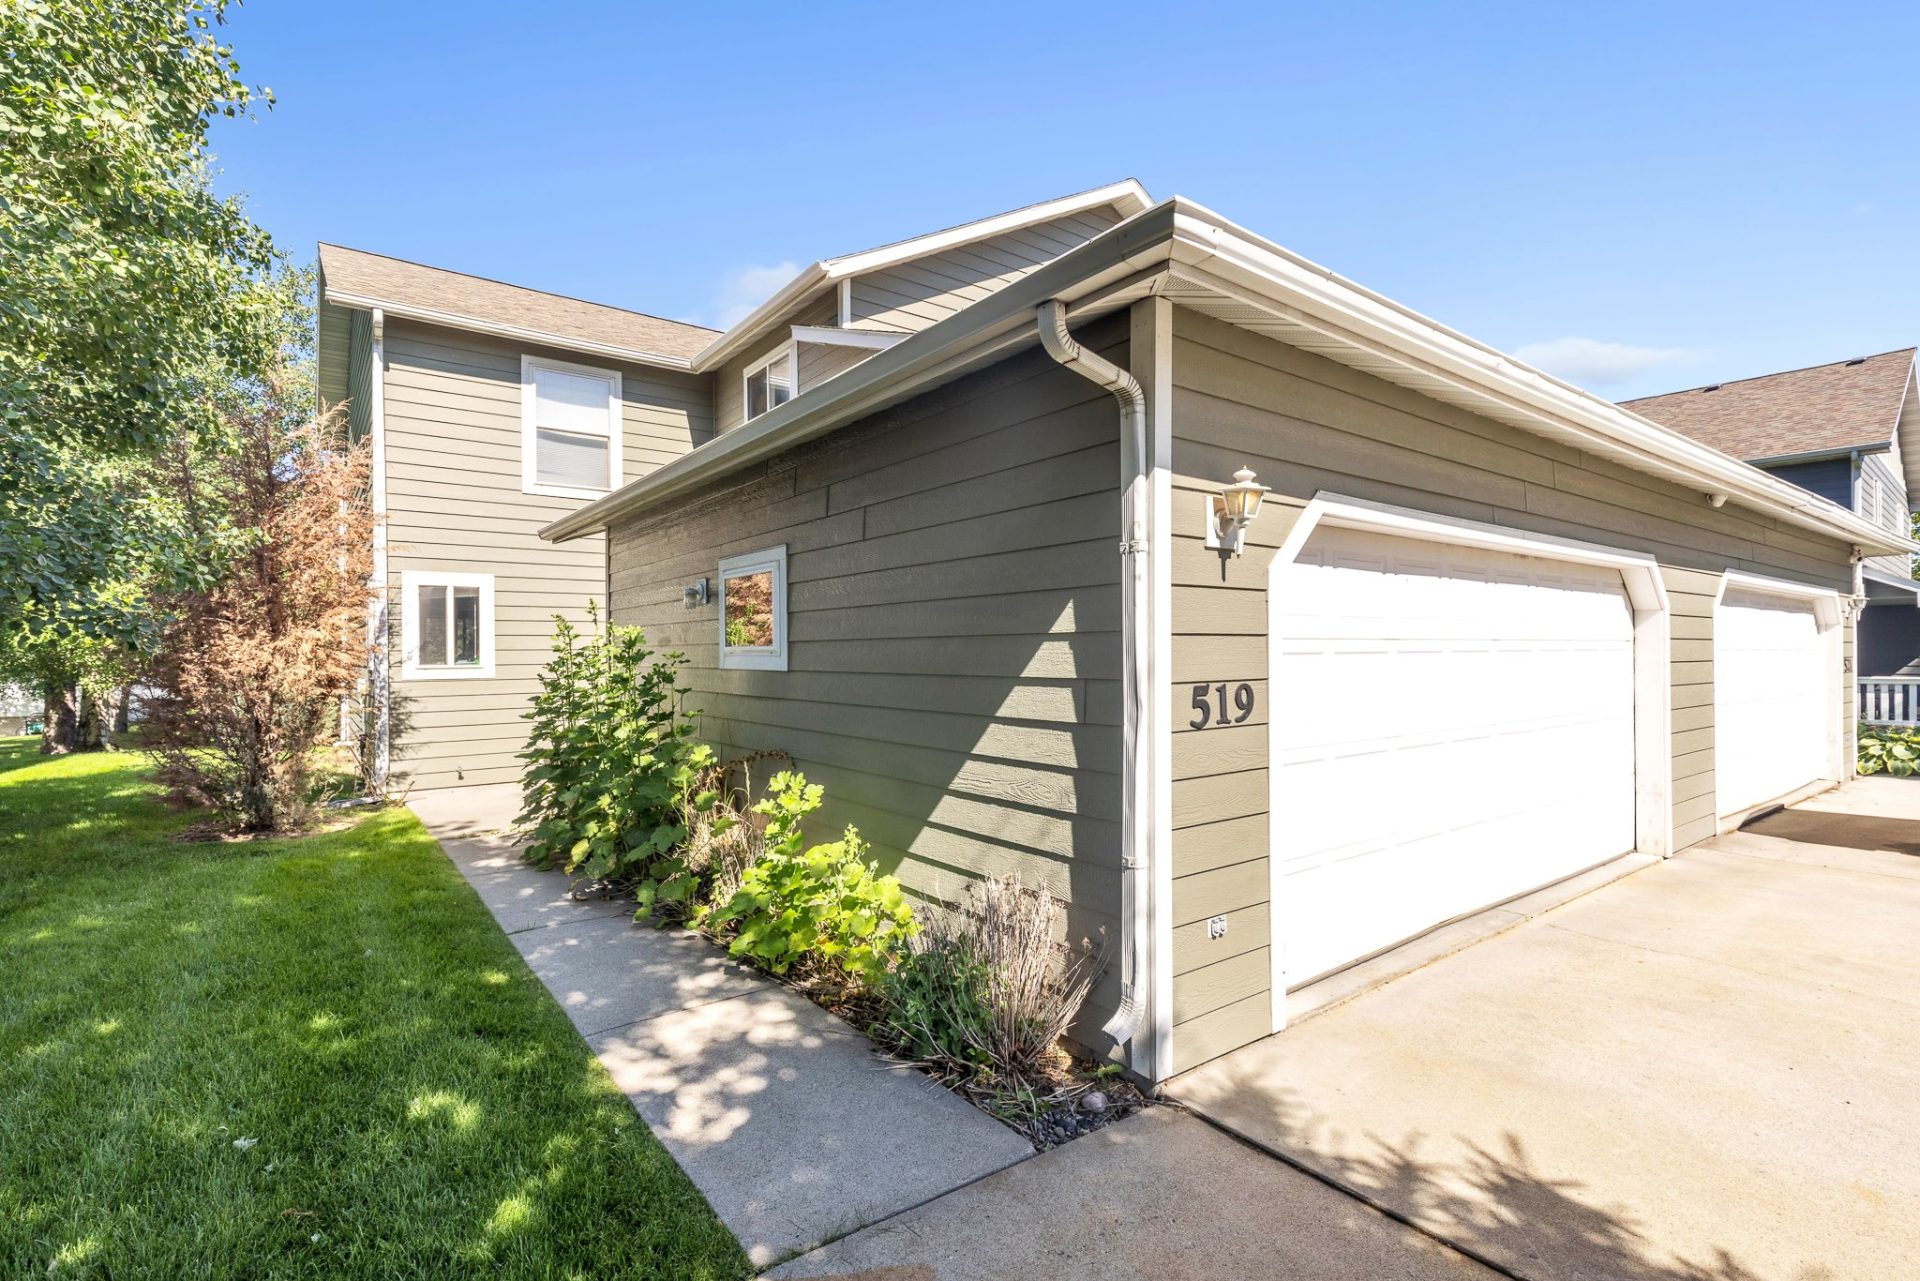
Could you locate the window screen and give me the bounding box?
[530,364,614,491]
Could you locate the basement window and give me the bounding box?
[402,571,495,679]
[743,347,795,421]
[522,356,622,497]
[717,546,787,671]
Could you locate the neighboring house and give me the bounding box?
[536,195,1910,1084]
[1623,349,1920,676]
[315,181,1149,789]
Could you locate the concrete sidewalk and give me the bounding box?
[410,784,1032,1269]
[769,1106,1495,1281]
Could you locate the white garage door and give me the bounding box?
[1714,586,1832,817]
[1272,526,1638,987]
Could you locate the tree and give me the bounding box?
[0,0,281,648]
[145,392,373,832]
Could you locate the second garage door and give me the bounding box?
[1714,585,1834,818]
[1272,526,1639,987]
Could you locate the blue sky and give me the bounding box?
[210,1,1918,400]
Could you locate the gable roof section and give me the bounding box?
[542,197,1916,562]
[317,243,717,369]
[688,179,1152,371]
[1621,348,1917,463]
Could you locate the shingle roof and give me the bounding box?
[1621,348,1916,462]
[317,244,717,364]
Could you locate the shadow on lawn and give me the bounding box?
[1225,1086,1835,1281]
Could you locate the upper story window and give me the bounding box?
[522,355,622,497]
[743,346,795,422]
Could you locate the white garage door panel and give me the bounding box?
[1274,527,1638,987]
[1715,588,1831,817]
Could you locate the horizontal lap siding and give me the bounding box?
[1164,307,1855,1073]
[845,207,1124,335]
[607,336,1127,1044]
[382,320,713,790]
[713,294,838,436]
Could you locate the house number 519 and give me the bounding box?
[1189,682,1255,729]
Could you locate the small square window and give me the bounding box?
[402,571,495,679]
[523,356,622,497]
[717,546,788,671]
[743,348,795,422]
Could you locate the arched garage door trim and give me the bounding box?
[1265,493,1673,1034]
[1709,570,1846,828]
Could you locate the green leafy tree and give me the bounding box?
[0,0,282,647]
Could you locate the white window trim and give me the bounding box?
[400,570,496,680]
[742,344,798,421]
[521,353,623,499]
[717,545,788,671]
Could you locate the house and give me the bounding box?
[1622,349,1920,677]
[324,185,1913,1084]
[314,181,1149,788]
[535,194,1912,1084]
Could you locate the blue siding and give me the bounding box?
[1761,456,1853,508]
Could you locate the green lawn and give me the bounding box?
[0,739,749,1280]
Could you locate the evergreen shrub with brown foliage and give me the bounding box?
[146,403,373,831]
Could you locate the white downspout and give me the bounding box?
[369,308,391,786]
[1036,300,1154,1066]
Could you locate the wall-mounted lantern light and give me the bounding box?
[1204,466,1270,555]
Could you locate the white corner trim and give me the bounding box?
[716,545,788,671]
[521,353,623,500]
[789,324,908,351]
[1265,493,1673,1035]
[837,278,853,328]
[1141,297,1176,1085]
[398,570,496,680]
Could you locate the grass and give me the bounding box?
[0,738,751,1280]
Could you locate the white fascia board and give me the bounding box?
[789,324,908,350]
[541,206,1181,544]
[687,180,1153,373]
[322,289,695,372]
[1160,201,1919,559]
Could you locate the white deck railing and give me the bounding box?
[1859,677,1920,727]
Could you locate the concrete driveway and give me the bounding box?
[1170,778,1920,1281]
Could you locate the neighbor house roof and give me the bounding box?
[688,179,1152,370]
[541,197,1918,561]
[317,243,717,368]
[1621,348,1917,463]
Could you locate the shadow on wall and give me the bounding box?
[1226,1086,1831,1281]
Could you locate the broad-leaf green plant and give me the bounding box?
[699,771,917,984]
[1857,724,1920,777]
[518,605,714,915]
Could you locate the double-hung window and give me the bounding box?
[401,571,495,679]
[743,347,795,422]
[522,355,622,497]
[717,546,788,671]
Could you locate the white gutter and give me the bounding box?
[1036,300,1154,1064]
[1161,204,1918,559]
[322,289,698,372]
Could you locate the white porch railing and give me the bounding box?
[1859,677,1920,727]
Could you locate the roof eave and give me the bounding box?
[686,180,1153,373]
[546,197,1918,560]
[321,287,697,371]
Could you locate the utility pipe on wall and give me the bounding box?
[1036,300,1154,1065]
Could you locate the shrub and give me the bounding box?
[145,407,374,831]
[1857,724,1920,776]
[698,771,917,984]
[874,875,1101,1090]
[518,606,714,915]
